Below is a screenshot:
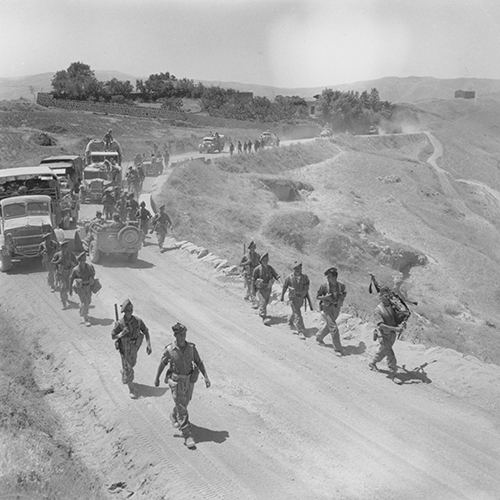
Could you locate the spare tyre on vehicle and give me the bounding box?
[118,225,141,248]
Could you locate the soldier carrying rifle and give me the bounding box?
[111,299,152,398]
[368,275,413,380]
[280,261,311,339]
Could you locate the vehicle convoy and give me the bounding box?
[75,219,143,264]
[198,133,225,153]
[0,166,63,226]
[260,131,279,146]
[0,194,60,272]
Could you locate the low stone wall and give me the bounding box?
[36,93,268,130]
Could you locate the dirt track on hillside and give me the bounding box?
[2,148,500,499]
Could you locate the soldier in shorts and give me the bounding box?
[154,322,211,449]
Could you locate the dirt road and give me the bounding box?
[2,152,500,498]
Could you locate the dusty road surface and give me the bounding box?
[2,157,500,499]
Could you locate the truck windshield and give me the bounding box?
[2,201,50,219]
[84,171,108,180]
[91,155,117,163]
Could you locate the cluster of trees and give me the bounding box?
[51,62,393,127]
[317,88,393,132]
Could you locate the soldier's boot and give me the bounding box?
[298,331,306,340]
[184,436,196,449]
[127,382,138,399]
[85,317,91,327]
[368,362,378,371]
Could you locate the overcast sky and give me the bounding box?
[1,0,500,87]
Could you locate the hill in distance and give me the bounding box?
[3,70,500,104]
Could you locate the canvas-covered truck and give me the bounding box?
[85,139,122,166]
[198,133,225,153]
[0,194,62,272]
[40,155,84,189]
[0,166,63,227]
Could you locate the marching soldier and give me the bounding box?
[126,193,139,222]
[111,299,152,398]
[281,261,310,339]
[369,287,404,380]
[316,267,346,355]
[69,252,96,327]
[154,322,211,449]
[151,205,172,250]
[136,201,152,238]
[239,241,260,304]
[52,241,77,310]
[101,187,115,220]
[39,233,59,292]
[252,253,280,324]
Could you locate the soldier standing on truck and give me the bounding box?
[112,299,152,398]
[103,129,113,149]
[39,233,59,292]
[69,252,96,327]
[237,141,243,154]
[154,322,211,450]
[52,241,77,310]
[151,205,172,250]
[281,261,310,339]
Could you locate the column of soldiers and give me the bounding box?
[239,240,407,375]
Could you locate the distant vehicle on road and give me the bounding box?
[260,131,279,146]
[198,134,225,153]
[0,194,60,272]
[143,158,163,177]
[319,126,333,138]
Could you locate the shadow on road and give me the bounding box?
[377,366,433,385]
[265,315,289,326]
[342,341,366,356]
[88,316,114,327]
[190,424,229,445]
[6,259,44,275]
[132,383,168,398]
[303,327,318,338]
[98,258,155,269]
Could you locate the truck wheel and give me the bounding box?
[89,240,100,264]
[127,252,138,263]
[0,253,13,272]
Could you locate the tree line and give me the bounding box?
[51,62,393,126]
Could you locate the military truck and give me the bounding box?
[40,155,84,189]
[260,131,279,147]
[198,133,225,153]
[0,194,60,272]
[0,166,63,227]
